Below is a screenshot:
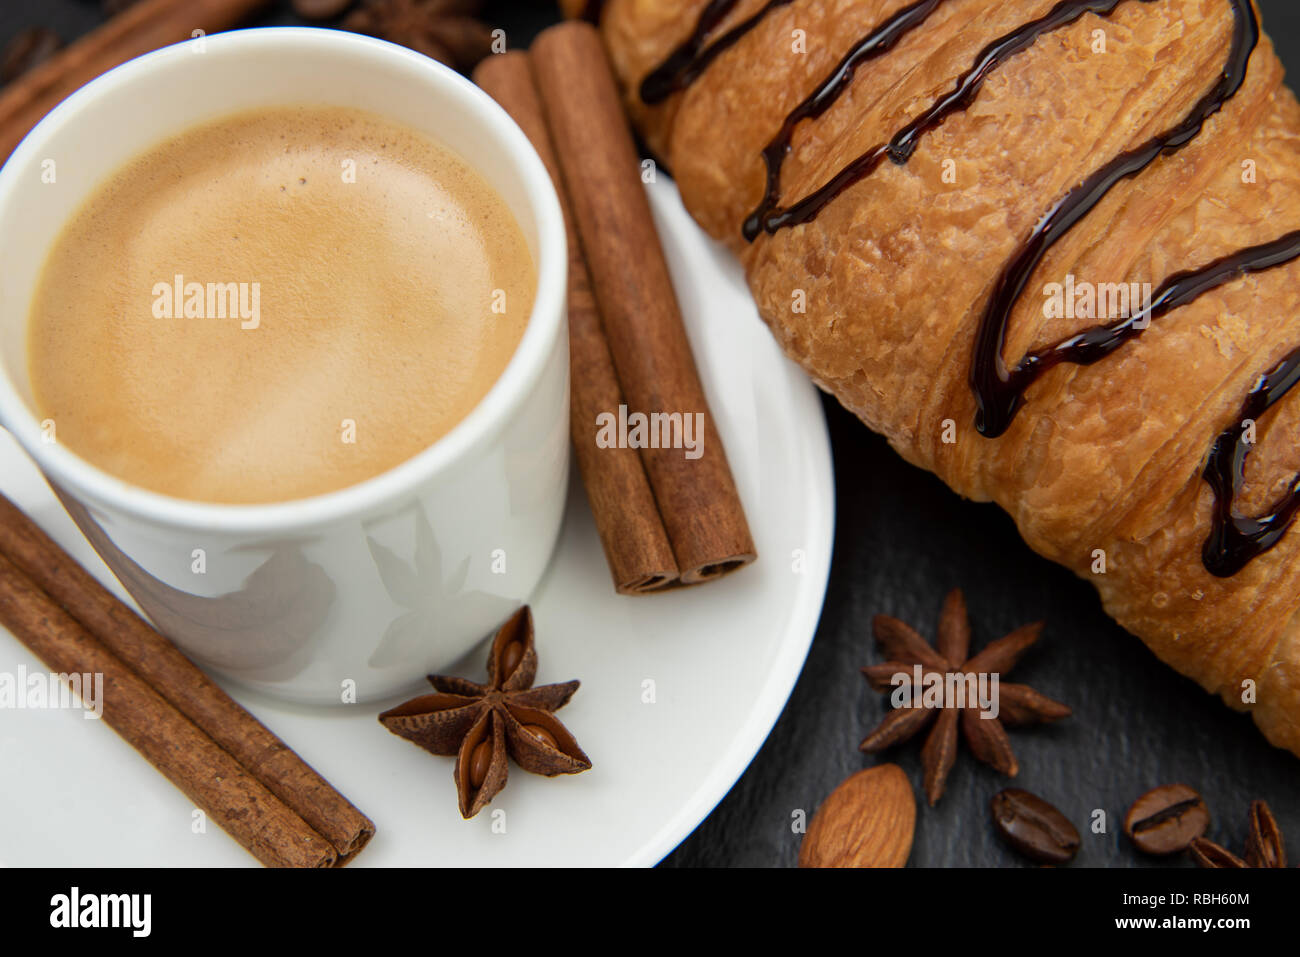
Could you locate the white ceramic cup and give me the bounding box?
[0,28,570,704]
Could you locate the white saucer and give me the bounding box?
[0,179,833,866]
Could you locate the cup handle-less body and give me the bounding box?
[0,29,570,703]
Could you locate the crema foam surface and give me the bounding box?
[28,105,535,504]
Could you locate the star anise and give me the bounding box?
[343,0,494,73]
[379,606,591,818]
[1190,800,1289,868]
[860,589,1071,805]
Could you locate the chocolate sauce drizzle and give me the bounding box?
[744,0,1146,240]
[643,0,1299,573]
[641,0,793,104]
[1202,348,1300,577]
[972,0,1259,438]
[741,0,949,241]
[979,229,1300,438]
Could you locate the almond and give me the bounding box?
[798,764,915,868]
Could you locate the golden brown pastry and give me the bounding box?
[588,0,1300,756]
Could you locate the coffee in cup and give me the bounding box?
[27,104,535,504]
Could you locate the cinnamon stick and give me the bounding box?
[474,52,680,594]
[532,22,757,584]
[0,552,336,868]
[0,0,271,163]
[0,493,374,863]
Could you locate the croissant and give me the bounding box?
[574,0,1300,756]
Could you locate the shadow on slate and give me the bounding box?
[1,0,1296,868]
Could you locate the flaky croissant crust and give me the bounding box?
[595,0,1300,755]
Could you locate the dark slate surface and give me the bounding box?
[3,0,1297,868]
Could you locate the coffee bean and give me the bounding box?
[293,0,355,20]
[1124,784,1209,855]
[1,27,62,84]
[991,788,1081,865]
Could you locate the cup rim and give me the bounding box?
[0,26,567,534]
